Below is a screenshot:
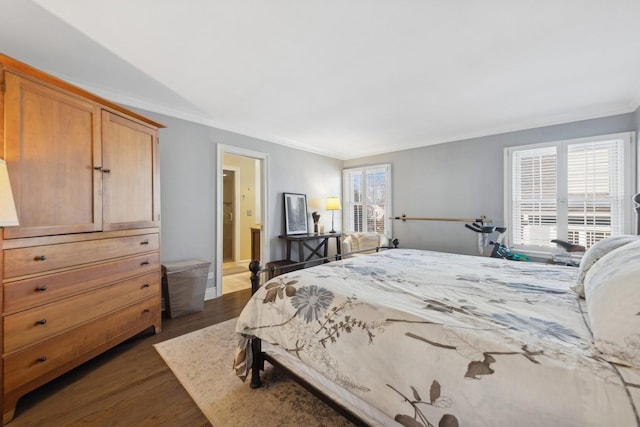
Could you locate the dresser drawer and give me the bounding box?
[3,233,159,279]
[3,296,160,393]
[4,272,160,353]
[3,253,159,313]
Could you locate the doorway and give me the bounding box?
[222,167,238,264]
[216,145,268,296]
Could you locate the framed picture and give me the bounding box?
[283,192,308,235]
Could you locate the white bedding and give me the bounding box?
[235,249,640,426]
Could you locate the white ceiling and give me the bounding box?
[2,0,640,160]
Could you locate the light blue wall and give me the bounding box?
[134,110,342,294]
[345,113,637,255]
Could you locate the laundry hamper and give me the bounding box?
[161,259,211,318]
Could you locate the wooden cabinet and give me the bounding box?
[251,226,261,260]
[0,54,164,424]
[102,111,160,231]
[2,74,160,239]
[3,71,102,239]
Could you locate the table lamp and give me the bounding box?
[325,197,341,233]
[0,159,19,227]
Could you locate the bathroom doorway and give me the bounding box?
[222,168,238,263]
[217,145,268,296]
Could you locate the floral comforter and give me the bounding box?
[235,249,640,427]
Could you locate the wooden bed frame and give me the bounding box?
[247,240,399,426]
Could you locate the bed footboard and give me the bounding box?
[248,260,264,388]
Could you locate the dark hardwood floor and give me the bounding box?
[7,288,252,427]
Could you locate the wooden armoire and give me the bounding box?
[0,54,163,423]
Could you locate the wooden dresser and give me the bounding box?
[0,54,163,423]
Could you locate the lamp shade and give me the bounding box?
[326,197,341,211]
[0,159,19,227]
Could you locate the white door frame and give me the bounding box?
[216,144,269,297]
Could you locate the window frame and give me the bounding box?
[342,163,392,237]
[504,132,635,257]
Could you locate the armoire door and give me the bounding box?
[3,72,102,239]
[101,111,160,231]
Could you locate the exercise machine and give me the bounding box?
[464,221,497,255]
[465,222,530,261]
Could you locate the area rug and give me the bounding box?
[153,318,354,426]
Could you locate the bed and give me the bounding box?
[234,242,640,426]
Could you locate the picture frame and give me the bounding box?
[283,192,308,235]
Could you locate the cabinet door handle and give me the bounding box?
[35,285,48,292]
[140,261,150,266]
[37,356,48,363]
[36,319,47,325]
[102,168,111,174]
[93,166,103,171]
[140,240,149,245]
[34,255,47,261]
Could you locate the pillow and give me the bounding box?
[357,233,381,251]
[346,234,360,252]
[576,235,639,285]
[584,239,640,368]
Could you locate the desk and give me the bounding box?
[280,233,344,263]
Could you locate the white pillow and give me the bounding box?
[584,239,640,368]
[577,235,639,285]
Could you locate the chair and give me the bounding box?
[342,232,390,256]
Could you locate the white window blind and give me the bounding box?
[511,146,558,246]
[506,132,634,250]
[566,140,625,247]
[343,164,391,235]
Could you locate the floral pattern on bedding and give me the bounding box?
[235,249,640,427]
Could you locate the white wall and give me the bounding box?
[136,109,342,295]
[345,113,637,255]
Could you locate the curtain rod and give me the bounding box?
[391,215,492,223]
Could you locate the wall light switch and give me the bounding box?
[247,209,252,216]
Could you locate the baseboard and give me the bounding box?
[205,287,218,300]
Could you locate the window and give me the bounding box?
[505,132,635,251]
[343,164,391,235]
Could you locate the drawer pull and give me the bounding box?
[140,261,150,266]
[143,309,151,314]
[35,284,48,292]
[142,283,150,288]
[34,255,47,261]
[36,319,48,325]
[140,240,149,245]
[37,356,47,363]
[102,168,112,174]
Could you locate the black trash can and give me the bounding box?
[162,259,211,318]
